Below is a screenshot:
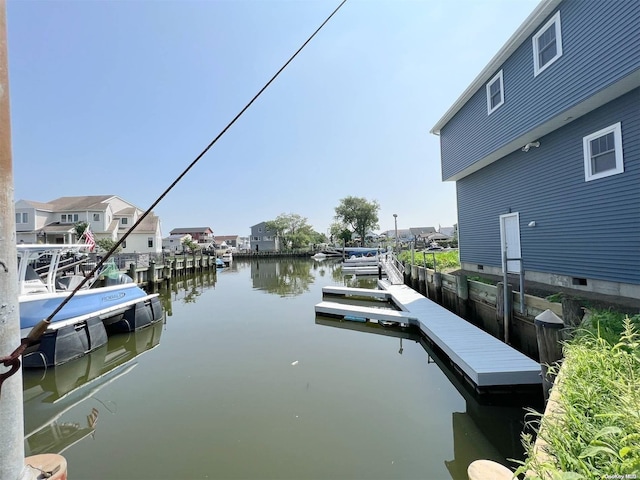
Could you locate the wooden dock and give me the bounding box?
[315,282,541,389]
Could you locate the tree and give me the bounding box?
[334,196,380,246]
[182,237,199,253]
[329,222,352,246]
[74,221,89,239]
[265,213,315,250]
[96,238,122,254]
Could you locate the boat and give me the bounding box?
[17,244,163,367]
[215,257,226,268]
[311,248,343,259]
[221,251,233,265]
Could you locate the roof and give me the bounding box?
[47,195,117,211]
[116,207,137,215]
[410,227,436,235]
[41,223,75,234]
[170,227,213,235]
[430,0,561,134]
[17,200,54,210]
[215,235,239,242]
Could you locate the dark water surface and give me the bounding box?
[22,258,534,480]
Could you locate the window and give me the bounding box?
[15,212,28,224]
[93,213,100,221]
[121,218,128,226]
[122,241,127,248]
[486,70,504,114]
[583,123,624,181]
[148,237,154,248]
[61,214,79,223]
[533,11,562,76]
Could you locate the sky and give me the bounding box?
[6,0,540,237]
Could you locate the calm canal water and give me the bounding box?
[22,258,537,480]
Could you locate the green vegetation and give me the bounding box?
[265,213,321,250]
[333,196,380,246]
[397,250,460,272]
[515,312,640,478]
[468,275,496,286]
[545,292,564,303]
[96,238,122,254]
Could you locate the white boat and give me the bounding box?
[311,249,343,259]
[221,252,233,265]
[17,244,163,367]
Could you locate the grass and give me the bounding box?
[397,250,460,272]
[514,312,640,478]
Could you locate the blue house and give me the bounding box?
[431,0,639,300]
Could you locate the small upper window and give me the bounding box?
[121,218,128,225]
[15,212,28,224]
[533,11,563,76]
[583,123,624,181]
[486,70,504,115]
[93,213,100,221]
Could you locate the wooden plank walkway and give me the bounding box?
[376,280,541,388]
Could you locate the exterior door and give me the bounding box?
[499,212,521,274]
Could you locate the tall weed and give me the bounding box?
[514,317,640,478]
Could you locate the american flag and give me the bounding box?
[84,227,96,252]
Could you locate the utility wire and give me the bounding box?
[39,0,348,327]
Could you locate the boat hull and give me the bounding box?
[22,316,108,368]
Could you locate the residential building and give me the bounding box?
[250,222,280,252]
[214,235,239,249]
[169,227,214,247]
[15,195,162,253]
[431,0,640,298]
[162,234,192,254]
[410,227,437,247]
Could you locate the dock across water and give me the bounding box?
[315,281,542,391]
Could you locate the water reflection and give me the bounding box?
[249,258,317,297]
[315,315,541,475]
[22,321,163,456]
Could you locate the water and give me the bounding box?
[22,258,535,480]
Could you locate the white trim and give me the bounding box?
[583,122,624,181]
[499,212,521,274]
[533,11,563,77]
[486,70,505,115]
[430,0,561,134]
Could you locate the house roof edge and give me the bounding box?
[430,0,561,135]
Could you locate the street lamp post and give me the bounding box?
[393,214,398,251]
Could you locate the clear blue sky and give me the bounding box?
[7,0,539,237]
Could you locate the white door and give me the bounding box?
[499,212,521,274]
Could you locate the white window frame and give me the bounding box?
[15,212,28,224]
[533,11,563,77]
[486,70,504,115]
[93,213,100,221]
[583,122,624,182]
[121,218,128,226]
[61,213,79,223]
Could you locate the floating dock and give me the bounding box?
[315,282,541,390]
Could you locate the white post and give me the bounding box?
[0,1,26,478]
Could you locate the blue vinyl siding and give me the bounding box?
[441,0,640,180]
[457,89,640,284]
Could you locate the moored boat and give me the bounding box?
[17,244,163,367]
